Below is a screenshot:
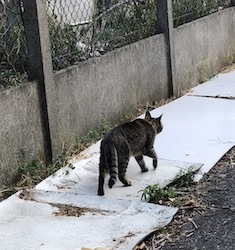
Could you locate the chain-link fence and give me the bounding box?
[0,0,28,89]
[0,0,232,82]
[47,0,232,71]
[173,0,231,27]
[46,0,157,70]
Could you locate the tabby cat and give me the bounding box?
[98,111,163,196]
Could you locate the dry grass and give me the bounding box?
[220,63,235,74]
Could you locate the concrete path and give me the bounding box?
[0,69,234,250]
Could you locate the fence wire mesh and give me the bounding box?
[0,0,28,89]
[47,0,232,71]
[0,0,232,82]
[46,0,157,70]
[173,0,231,27]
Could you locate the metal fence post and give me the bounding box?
[21,0,53,163]
[156,0,175,97]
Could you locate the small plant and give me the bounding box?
[140,168,197,204]
[140,184,176,203]
[72,129,101,154]
[171,168,195,188]
[52,147,68,170]
[18,159,65,187]
[100,118,112,135]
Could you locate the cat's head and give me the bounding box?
[145,111,163,134]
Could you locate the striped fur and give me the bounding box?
[98,111,163,196]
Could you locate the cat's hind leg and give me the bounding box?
[98,150,107,195]
[98,168,106,196]
[118,156,132,187]
[135,154,148,172]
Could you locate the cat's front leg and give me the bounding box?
[135,154,148,172]
[98,174,105,195]
[98,163,106,195]
[153,158,157,169]
[145,147,158,169]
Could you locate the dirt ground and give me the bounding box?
[136,147,235,250]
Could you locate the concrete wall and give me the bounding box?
[49,34,169,156]
[173,8,235,95]
[0,82,44,186]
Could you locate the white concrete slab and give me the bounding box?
[188,70,235,98]
[151,95,235,181]
[0,191,177,250]
[36,154,202,200]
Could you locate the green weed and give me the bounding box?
[171,168,195,188]
[140,184,176,203]
[140,168,196,204]
[72,129,101,155]
[18,159,65,187]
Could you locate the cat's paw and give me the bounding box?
[124,180,132,186]
[98,189,104,196]
[109,177,116,188]
[141,167,149,172]
[153,159,158,169]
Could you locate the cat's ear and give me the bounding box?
[145,111,151,120]
[158,114,163,120]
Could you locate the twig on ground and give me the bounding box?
[188,218,198,229]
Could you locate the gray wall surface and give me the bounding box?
[173,8,235,95]
[0,82,44,186]
[49,34,169,156]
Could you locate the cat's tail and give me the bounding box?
[106,144,118,189]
